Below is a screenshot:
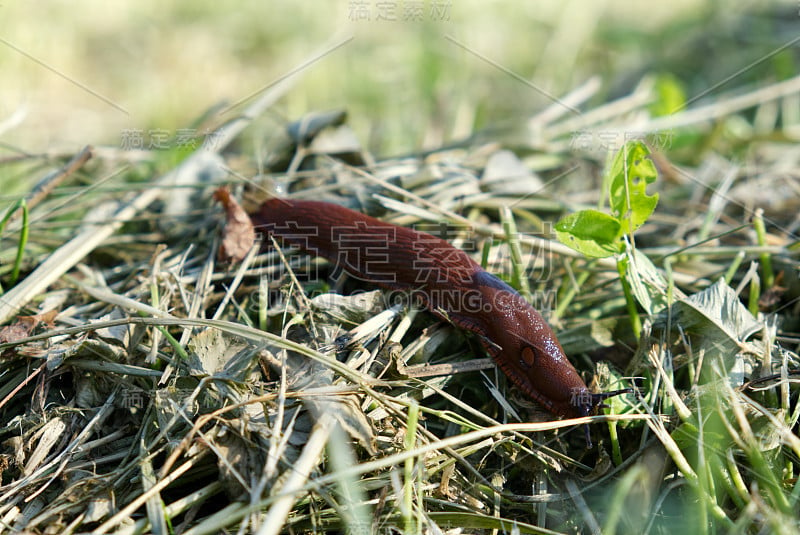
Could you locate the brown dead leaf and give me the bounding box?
[214,186,256,262]
[0,322,30,346]
[0,309,58,345]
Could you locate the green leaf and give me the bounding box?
[608,141,659,234]
[556,141,659,262]
[622,245,674,315]
[671,278,762,345]
[649,73,687,117]
[555,210,622,258]
[654,278,762,386]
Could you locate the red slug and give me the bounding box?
[252,198,622,421]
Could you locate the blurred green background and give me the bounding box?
[0,1,795,169]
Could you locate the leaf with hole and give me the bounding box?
[608,141,659,234]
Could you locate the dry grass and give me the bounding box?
[3,4,800,535]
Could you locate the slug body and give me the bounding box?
[252,199,592,418]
